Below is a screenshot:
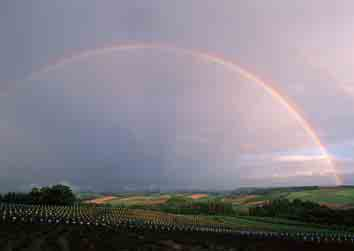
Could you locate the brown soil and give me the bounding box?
[85,196,117,204]
[189,194,208,199]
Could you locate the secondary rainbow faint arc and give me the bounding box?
[28,42,341,185]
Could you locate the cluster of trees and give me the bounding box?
[249,199,354,227]
[0,184,76,205]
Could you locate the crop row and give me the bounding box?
[0,203,354,244]
[0,203,227,231]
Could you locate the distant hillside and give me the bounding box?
[230,186,320,196]
[228,186,354,210]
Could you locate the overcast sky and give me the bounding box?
[1,1,354,191]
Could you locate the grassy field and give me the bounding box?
[225,187,354,210]
[85,193,221,206]
[107,195,171,206]
[285,188,354,208]
[210,216,341,233]
[224,192,290,213]
[81,187,354,215]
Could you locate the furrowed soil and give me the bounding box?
[0,222,352,251]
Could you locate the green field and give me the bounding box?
[211,216,342,233]
[285,188,354,207]
[79,186,354,234]
[226,187,354,211]
[92,193,219,206]
[107,194,171,206]
[83,187,354,212]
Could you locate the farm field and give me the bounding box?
[0,202,350,235]
[285,188,354,209]
[0,222,353,251]
[224,187,354,211]
[2,186,354,250]
[82,187,354,213]
[86,196,118,204]
[0,202,353,250]
[84,193,218,207]
[105,195,171,206]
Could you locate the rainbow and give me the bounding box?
[27,42,341,185]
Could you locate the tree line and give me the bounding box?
[0,184,76,205]
[249,198,354,228]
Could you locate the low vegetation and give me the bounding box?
[250,199,354,230]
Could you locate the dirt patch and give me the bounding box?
[189,194,208,199]
[85,196,116,204]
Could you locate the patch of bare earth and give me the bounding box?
[85,196,116,204]
[189,194,208,199]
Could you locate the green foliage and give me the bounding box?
[285,188,354,205]
[231,186,319,196]
[1,184,76,205]
[250,198,354,229]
